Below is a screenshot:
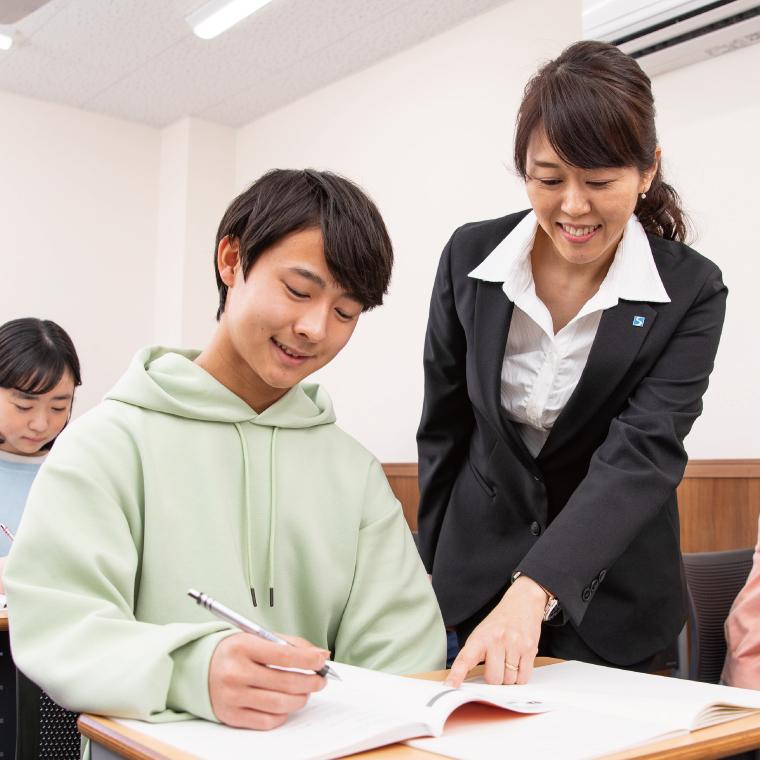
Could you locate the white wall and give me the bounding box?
[2,1,757,461]
[652,44,760,458]
[236,0,582,461]
[0,94,233,415]
[236,1,760,461]
[0,90,161,414]
[154,118,236,349]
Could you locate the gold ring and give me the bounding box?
[505,661,519,672]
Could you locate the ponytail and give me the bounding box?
[635,167,690,244]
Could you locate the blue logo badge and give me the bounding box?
[632,316,646,327]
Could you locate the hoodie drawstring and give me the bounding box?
[234,423,256,606]
[234,422,277,608]
[268,427,278,608]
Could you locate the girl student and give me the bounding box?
[0,318,81,591]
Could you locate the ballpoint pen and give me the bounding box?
[188,589,340,680]
[0,524,14,543]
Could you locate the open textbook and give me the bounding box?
[117,661,552,760]
[409,660,760,759]
[114,660,760,760]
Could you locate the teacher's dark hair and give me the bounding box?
[0,318,82,450]
[214,169,394,319]
[514,40,688,242]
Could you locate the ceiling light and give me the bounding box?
[0,32,13,51]
[187,0,273,40]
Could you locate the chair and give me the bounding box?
[16,670,80,760]
[682,547,754,684]
[0,629,16,760]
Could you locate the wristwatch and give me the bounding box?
[511,571,560,621]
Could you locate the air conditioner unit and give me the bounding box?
[583,0,760,76]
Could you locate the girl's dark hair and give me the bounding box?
[514,40,688,242]
[215,169,394,319]
[0,318,82,450]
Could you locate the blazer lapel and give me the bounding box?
[539,301,658,460]
[473,280,536,465]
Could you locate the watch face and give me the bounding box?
[544,598,559,621]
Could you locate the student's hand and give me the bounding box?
[209,632,330,729]
[445,576,547,687]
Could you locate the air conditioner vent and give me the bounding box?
[624,5,760,57]
[584,0,760,76]
[613,0,736,45]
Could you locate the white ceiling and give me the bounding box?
[0,0,510,127]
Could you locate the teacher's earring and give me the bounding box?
[640,192,647,200]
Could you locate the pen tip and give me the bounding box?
[187,589,201,601]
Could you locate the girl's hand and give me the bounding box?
[445,576,548,687]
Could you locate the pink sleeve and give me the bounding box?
[722,517,760,689]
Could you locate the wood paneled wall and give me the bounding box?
[382,460,760,554]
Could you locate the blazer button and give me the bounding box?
[529,521,541,536]
[598,569,607,582]
[581,588,592,602]
[590,579,599,592]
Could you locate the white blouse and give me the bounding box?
[468,211,671,457]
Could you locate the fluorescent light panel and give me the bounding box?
[0,32,13,50]
[188,0,273,40]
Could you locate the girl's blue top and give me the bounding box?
[0,449,46,556]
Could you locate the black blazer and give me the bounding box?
[417,210,727,665]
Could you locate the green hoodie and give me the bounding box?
[5,347,445,723]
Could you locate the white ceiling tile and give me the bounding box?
[0,0,513,126]
[0,43,106,106]
[85,32,279,126]
[27,1,191,82]
[203,0,509,126]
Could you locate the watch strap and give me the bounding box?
[511,570,559,621]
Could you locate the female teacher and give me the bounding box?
[416,40,727,686]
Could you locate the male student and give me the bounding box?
[5,169,445,730]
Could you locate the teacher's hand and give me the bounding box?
[445,576,547,687]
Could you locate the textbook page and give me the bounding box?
[115,661,553,760]
[525,661,760,729]
[409,661,760,760]
[407,703,674,760]
[0,594,6,609]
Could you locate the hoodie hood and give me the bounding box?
[106,346,335,611]
[106,346,336,428]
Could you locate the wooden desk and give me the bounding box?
[79,658,760,760]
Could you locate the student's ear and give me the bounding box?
[217,236,241,288]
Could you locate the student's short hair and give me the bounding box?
[214,169,394,319]
[0,318,82,450]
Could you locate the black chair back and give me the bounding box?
[16,670,80,760]
[683,547,754,683]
